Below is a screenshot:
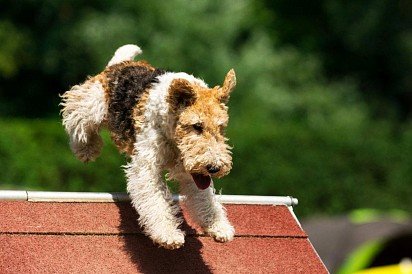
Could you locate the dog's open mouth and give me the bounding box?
[191,173,212,190]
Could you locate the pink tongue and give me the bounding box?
[191,174,212,190]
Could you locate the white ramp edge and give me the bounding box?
[0,190,298,206]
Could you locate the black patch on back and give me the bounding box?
[106,64,165,150]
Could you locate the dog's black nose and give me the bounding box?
[206,165,220,174]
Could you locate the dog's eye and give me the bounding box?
[192,123,203,133]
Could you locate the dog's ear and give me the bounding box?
[168,78,197,111]
[219,69,236,103]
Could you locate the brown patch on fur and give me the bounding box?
[132,89,151,140]
[167,79,197,113]
[219,69,236,103]
[101,61,165,154]
[91,73,109,97]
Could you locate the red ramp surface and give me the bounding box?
[0,195,328,273]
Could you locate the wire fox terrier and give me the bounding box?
[61,45,236,249]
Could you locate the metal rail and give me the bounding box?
[0,190,298,206]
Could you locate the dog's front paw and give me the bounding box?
[205,221,235,243]
[153,229,185,250]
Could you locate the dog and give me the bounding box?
[61,44,236,249]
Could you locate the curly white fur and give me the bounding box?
[60,80,106,162]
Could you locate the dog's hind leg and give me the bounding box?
[60,79,107,162]
[60,44,142,162]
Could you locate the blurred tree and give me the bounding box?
[0,0,116,117]
[260,0,412,118]
[1,0,410,118]
[0,0,249,116]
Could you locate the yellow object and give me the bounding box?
[355,261,412,274]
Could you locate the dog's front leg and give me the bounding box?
[177,173,235,242]
[125,140,184,249]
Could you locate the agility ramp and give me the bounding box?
[0,191,327,273]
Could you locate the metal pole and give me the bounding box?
[0,190,298,206]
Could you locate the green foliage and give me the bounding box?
[261,0,412,117]
[2,0,409,117]
[0,119,126,192]
[217,42,412,216]
[0,21,29,77]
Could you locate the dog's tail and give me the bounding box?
[107,44,142,67]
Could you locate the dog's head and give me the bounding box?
[168,69,236,189]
